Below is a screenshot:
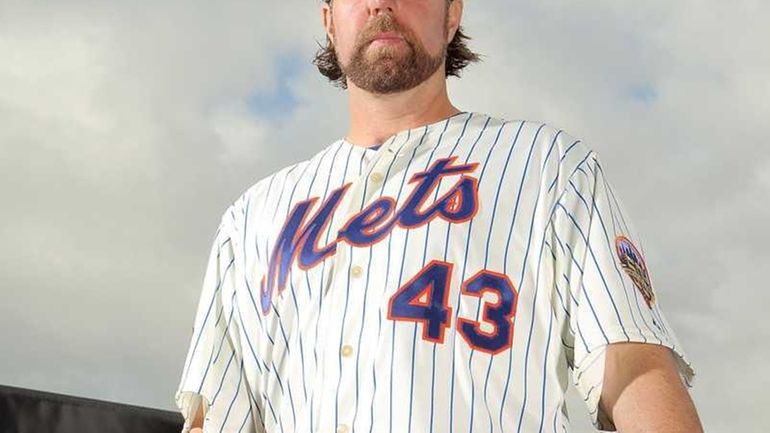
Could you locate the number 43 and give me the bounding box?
[387,259,519,355]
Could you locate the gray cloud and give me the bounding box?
[1,0,767,431]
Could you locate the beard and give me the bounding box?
[338,14,447,94]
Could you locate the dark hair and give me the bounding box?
[313,0,482,89]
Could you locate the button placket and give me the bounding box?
[316,135,433,433]
[327,136,422,433]
[331,161,388,433]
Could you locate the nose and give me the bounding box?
[366,0,395,16]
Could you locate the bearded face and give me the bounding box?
[332,7,449,94]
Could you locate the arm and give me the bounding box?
[190,404,205,433]
[599,342,703,432]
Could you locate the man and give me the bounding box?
[175,0,703,432]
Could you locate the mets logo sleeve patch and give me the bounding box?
[615,234,656,309]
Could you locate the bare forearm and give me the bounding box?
[187,402,205,433]
[601,342,703,433]
[604,367,702,432]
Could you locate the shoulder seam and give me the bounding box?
[548,150,598,226]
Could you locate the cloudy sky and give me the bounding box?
[1,0,767,431]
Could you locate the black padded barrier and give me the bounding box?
[0,384,183,433]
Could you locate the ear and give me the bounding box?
[447,0,463,43]
[322,2,335,42]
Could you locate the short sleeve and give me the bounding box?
[548,152,696,431]
[174,210,258,433]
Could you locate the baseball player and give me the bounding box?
[175,1,702,432]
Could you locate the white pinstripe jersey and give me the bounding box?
[175,111,696,433]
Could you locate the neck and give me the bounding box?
[344,68,461,147]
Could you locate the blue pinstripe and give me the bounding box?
[403,127,435,433]
[448,115,491,433]
[495,122,544,432]
[307,140,350,432]
[479,120,526,433]
[233,299,267,429]
[514,128,567,433]
[561,273,590,353]
[462,120,510,433]
[509,125,554,433]
[536,304,555,433]
[210,350,236,403]
[428,112,474,433]
[387,128,421,433]
[212,289,237,365]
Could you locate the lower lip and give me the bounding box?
[371,38,404,45]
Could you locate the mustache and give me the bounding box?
[361,15,409,43]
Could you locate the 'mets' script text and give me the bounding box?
[259,156,480,314]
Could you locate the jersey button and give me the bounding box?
[370,172,384,183]
[337,424,349,433]
[351,265,363,277]
[341,345,354,357]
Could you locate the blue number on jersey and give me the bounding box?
[457,270,517,355]
[387,259,454,344]
[388,263,518,354]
